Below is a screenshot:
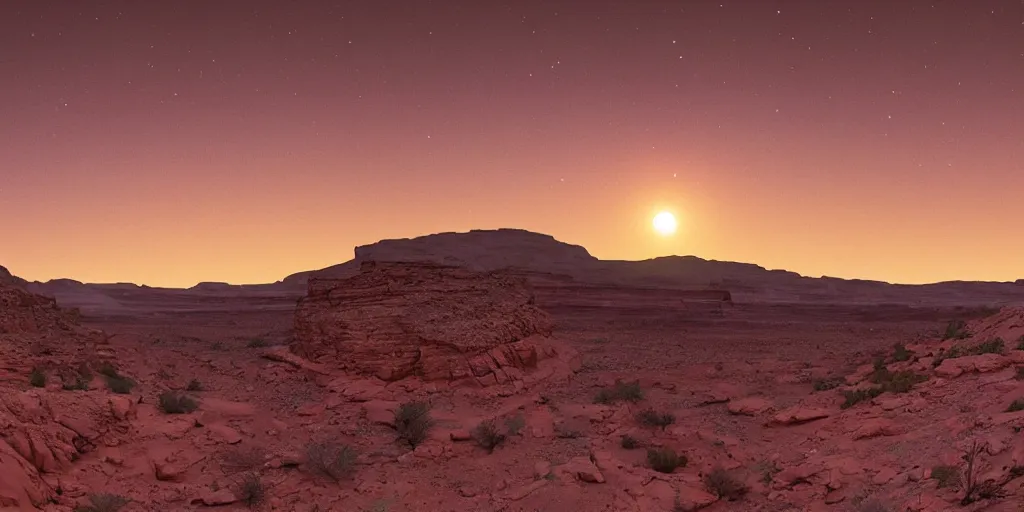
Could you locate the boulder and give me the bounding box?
[292,261,576,385]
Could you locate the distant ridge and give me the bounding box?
[4,228,1024,311]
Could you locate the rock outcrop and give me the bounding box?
[0,269,129,509]
[293,261,577,385]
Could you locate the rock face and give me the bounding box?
[0,270,128,509]
[293,261,572,384]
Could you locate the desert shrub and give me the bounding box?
[471,419,506,453]
[394,401,432,447]
[1006,399,1024,412]
[974,338,1005,355]
[1016,335,1024,351]
[960,440,1006,505]
[504,413,525,436]
[593,380,643,404]
[812,377,844,392]
[96,361,120,378]
[236,472,265,508]
[621,435,640,449]
[29,367,46,388]
[840,387,884,409]
[635,409,675,429]
[105,374,135,394]
[159,391,199,414]
[943,319,970,340]
[646,447,686,474]
[305,441,357,481]
[892,343,912,362]
[931,464,960,488]
[881,370,927,393]
[703,467,748,501]
[186,379,203,391]
[1015,367,1024,381]
[74,493,129,512]
[247,338,268,348]
[754,460,780,484]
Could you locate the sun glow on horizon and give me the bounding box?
[652,211,678,236]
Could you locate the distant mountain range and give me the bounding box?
[4,228,1024,313]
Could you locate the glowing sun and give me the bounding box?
[652,211,677,236]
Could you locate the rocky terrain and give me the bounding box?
[3,231,1024,511]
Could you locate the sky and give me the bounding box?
[2,1,1023,287]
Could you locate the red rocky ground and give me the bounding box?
[2,262,1024,511]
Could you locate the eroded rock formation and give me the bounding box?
[293,261,576,385]
[0,270,130,509]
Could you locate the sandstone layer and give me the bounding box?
[292,261,575,385]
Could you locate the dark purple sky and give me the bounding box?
[2,1,1022,286]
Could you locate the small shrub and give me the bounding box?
[881,370,928,393]
[236,472,265,508]
[97,362,120,378]
[211,341,225,351]
[394,401,432,448]
[105,374,135,394]
[812,377,844,392]
[974,338,1005,355]
[158,391,199,414]
[305,441,357,481]
[636,409,675,429]
[931,464,960,488]
[247,338,268,348]
[1006,399,1024,412]
[755,460,780,484]
[186,379,203,391]
[621,435,640,449]
[841,387,883,409]
[646,447,686,474]
[471,419,506,453]
[1016,335,1024,351]
[593,380,644,404]
[892,343,912,362]
[504,413,525,436]
[1015,367,1024,381]
[74,493,129,512]
[29,367,46,388]
[943,319,970,340]
[703,467,748,501]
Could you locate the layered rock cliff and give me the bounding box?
[292,261,576,386]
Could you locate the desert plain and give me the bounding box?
[3,229,1024,512]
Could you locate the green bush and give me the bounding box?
[105,375,135,394]
[812,377,844,392]
[159,391,199,414]
[703,467,748,500]
[236,472,265,508]
[29,367,46,388]
[841,387,883,409]
[305,441,357,481]
[394,401,432,448]
[646,447,686,474]
[892,344,912,362]
[943,319,970,340]
[471,420,506,453]
[635,409,675,429]
[621,435,640,449]
[593,380,644,404]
